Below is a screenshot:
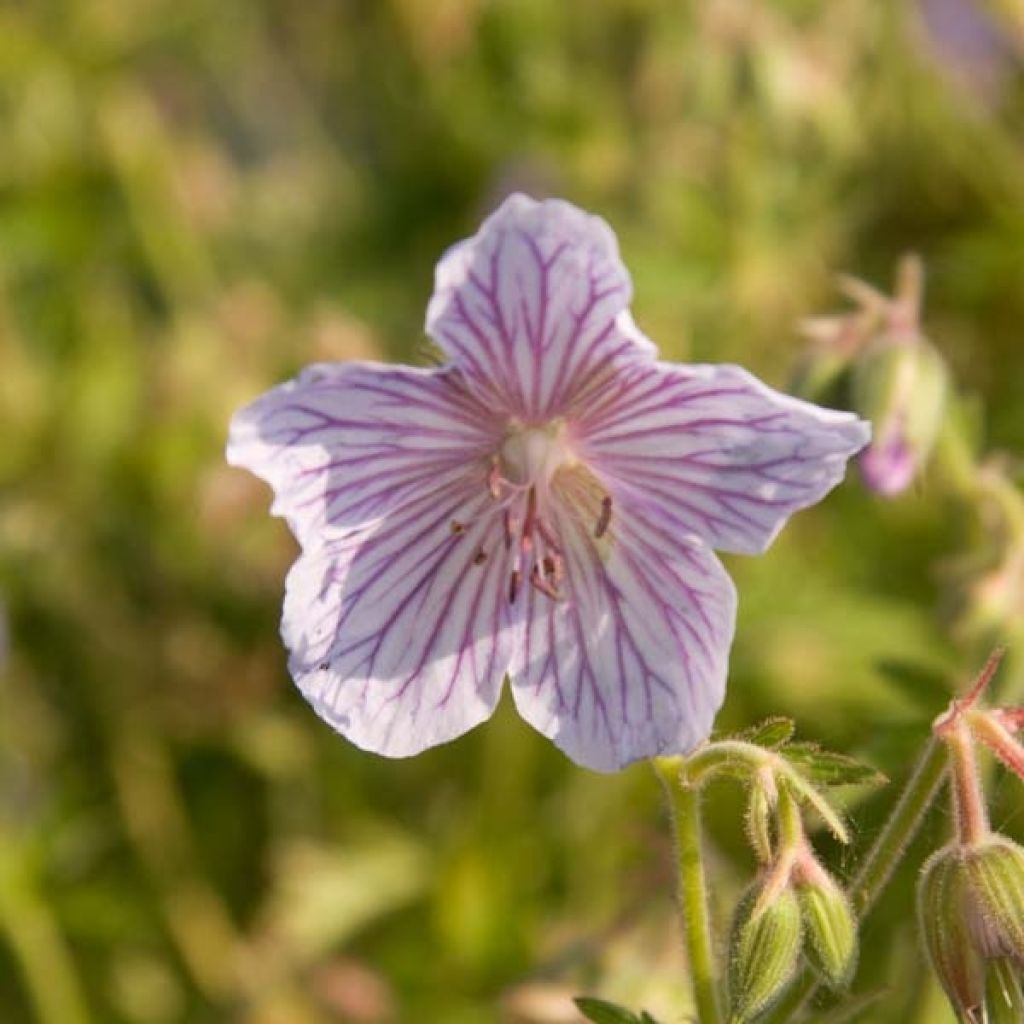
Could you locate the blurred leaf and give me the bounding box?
[263,831,429,960]
[573,996,659,1024]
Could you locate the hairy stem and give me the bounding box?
[655,758,724,1024]
[764,737,948,1022]
[946,723,988,847]
[849,736,948,915]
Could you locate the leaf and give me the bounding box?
[780,743,888,788]
[779,767,850,844]
[736,717,797,749]
[264,832,428,958]
[574,996,648,1024]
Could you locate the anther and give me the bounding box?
[594,495,612,539]
[530,563,560,599]
[509,569,521,604]
[450,520,466,535]
[503,510,518,550]
[542,554,564,586]
[473,549,487,566]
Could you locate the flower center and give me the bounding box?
[452,420,612,606]
[498,420,574,487]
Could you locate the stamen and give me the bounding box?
[450,520,466,535]
[503,510,517,550]
[594,495,612,539]
[509,569,521,604]
[542,554,564,586]
[522,487,537,553]
[530,563,560,599]
[473,549,487,566]
[536,521,563,555]
[487,456,502,499]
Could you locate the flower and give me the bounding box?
[227,195,869,771]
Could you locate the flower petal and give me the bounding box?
[508,486,736,772]
[574,362,870,555]
[227,362,500,546]
[426,193,656,420]
[283,483,521,757]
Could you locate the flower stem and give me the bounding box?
[946,722,989,847]
[655,758,724,1024]
[763,736,949,1022]
[0,837,92,1024]
[849,735,948,915]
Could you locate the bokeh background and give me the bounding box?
[2,1,1024,1022]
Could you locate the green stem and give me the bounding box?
[0,843,92,1024]
[655,758,724,1024]
[764,737,948,1022]
[848,736,947,916]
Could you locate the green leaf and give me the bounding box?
[736,717,797,749]
[778,769,850,844]
[573,996,649,1024]
[780,744,887,788]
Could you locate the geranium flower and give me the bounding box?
[228,195,869,772]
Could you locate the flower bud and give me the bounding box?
[918,846,986,1021]
[729,883,803,1022]
[796,865,858,988]
[852,334,948,497]
[963,836,1024,964]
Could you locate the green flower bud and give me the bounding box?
[918,846,986,1022]
[796,866,858,989]
[852,334,948,496]
[964,836,1024,964]
[729,883,803,1022]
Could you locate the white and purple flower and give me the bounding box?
[228,195,869,772]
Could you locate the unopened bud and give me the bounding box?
[796,861,857,988]
[729,884,803,1022]
[918,846,986,1021]
[963,836,1024,964]
[852,334,948,497]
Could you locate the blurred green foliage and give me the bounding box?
[1,1,1023,1022]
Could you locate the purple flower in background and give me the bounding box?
[228,195,869,772]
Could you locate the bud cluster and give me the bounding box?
[729,786,857,1022]
[797,254,948,498]
[799,258,1024,646]
[673,725,878,1024]
[918,650,1024,1022]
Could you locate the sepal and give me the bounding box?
[918,845,987,1022]
[729,884,803,1022]
[796,865,858,988]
